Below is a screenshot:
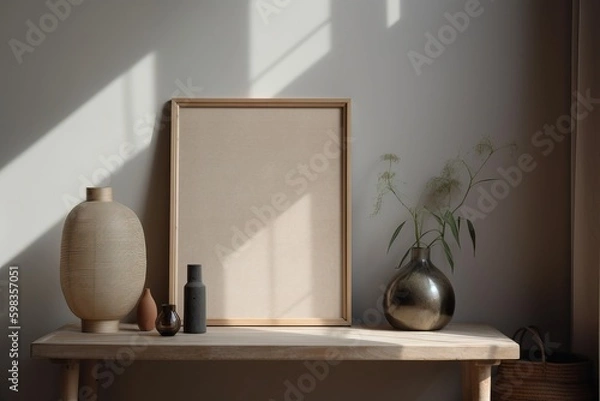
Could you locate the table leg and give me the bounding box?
[462,360,500,401]
[59,360,80,401]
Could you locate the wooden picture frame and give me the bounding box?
[170,98,351,326]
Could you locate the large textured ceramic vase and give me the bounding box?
[383,247,455,330]
[60,187,146,333]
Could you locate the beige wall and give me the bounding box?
[0,1,571,400]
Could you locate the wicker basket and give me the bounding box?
[493,326,595,401]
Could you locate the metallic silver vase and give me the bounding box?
[383,247,455,330]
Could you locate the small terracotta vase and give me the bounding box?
[136,288,157,331]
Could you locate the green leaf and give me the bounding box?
[387,221,407,253]
[441,238,454,272]
[467,219,476,255]
[473,178,499,185]
[397,246,412,268]
[443,210,460,248]
[457,216,462,232]
[430,211,444,227]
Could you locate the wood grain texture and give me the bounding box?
[59,360,79,401]
[32,323,519,362]
[461,360,500,401]
[474,363,493,401]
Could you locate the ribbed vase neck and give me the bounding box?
[410,247,431,262]
[86,187,113,202]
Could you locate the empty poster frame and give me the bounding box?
[170,98,351,326]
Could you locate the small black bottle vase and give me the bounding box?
[155,304,181,336]
[184,264,206,333]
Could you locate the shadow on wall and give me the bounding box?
[0,137,170,400]
[1,1,180,171]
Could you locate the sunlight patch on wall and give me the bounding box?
[250,23,331,97]
[387,0,401,27]
[0,52,156,268]
[272,194,312,318]
[249,0,331,96]
[221,195,312,319]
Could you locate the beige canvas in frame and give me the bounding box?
[170,99,351,326]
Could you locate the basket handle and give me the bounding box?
[512,326,546,363]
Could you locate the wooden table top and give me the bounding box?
[31,323,519,361]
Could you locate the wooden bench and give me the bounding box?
[31,323,519,401]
